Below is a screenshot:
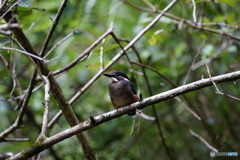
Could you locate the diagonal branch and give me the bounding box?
[44,30,78,59]
[0,47,45,61]
[8,70,240,160]
[206,63,240,101]
[189,129,218,152]
[0,54,23,95]
[39,76,51,139]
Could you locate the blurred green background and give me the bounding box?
[0,0,240,159]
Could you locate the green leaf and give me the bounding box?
[85,63,101,70]
[148,36,157,45]
[17,6,32,17]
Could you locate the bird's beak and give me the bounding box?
[103,73,113,77]
[103,73,118,82]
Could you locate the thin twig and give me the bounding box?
[174,97,201,120]
[52,26,114,77]
[189,129,218,152]
[1,46,45,76]
[131,61,175,87]
[9,63,16,96]
[7,35,27,51]
[136,110,155,121]
[109,1,123,14]
[0,77,7,83]
[192,40,233,70]
[183,40,205,85]
[0,47,45,61]
[0,95,25,102]
[143,0,156,12]
[44,56,60,63]
[191,0,197,22]
[200,22,240,30]
[130,115,136,135]
[100,38,106,71]
[205,63,220,92]
[2,138,29,142]
[39,0,69,56]
[48,110,62,128]
[40,75,51,138]
[206,63,240,101]
[216,92,240,101]
[0,54,23,95]
[44,30,78,59]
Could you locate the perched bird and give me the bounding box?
[103,71,138,116]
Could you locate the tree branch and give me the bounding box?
[0,46,45,61]
[39,76,51,139]
[8,70,240,160]
[39,0,69,56]
[189,129,218,153]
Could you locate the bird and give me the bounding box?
[103,71,138,116]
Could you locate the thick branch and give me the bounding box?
[8,70,240,160]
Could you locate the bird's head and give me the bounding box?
[103,71,130,82]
